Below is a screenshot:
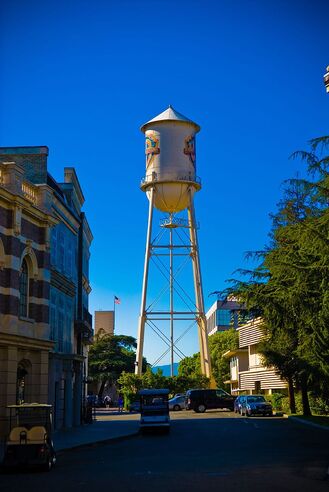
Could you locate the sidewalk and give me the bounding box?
[54,410,140,452]
[0,410,140,461]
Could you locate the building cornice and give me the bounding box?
[0,186,56,226]
[0,332,54,351]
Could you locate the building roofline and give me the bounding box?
[0,146,49,155]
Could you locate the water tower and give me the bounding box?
[135,106,211,379]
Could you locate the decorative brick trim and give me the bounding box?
[21,218,46,244]
[29,303,49,323]
[50,268,76,297]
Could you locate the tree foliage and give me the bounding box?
[117,368,209,406]
[178,329,238,391]
[88,333,147,397]
[224,136,329,415]
[209,329,239,389]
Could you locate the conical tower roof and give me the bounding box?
[141,105,200,133]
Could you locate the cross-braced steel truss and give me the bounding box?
[135,187,211,378]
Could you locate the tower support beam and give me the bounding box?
[187,190,211,379]
[135,187,155,375]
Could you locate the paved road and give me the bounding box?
[2,411,329,491]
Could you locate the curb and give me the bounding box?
[286,415,329,431]
[56,431,140,455]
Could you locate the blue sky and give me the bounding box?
[1,0,329,365]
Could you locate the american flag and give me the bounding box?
[114,296,121,305]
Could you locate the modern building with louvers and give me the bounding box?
[0,147,93,436]
[223,318,287,395]
[206,298,252,336]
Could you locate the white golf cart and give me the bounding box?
[139,389,170,433]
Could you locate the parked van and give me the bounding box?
[185,389,235,413]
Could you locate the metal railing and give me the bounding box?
[141,172,201,186]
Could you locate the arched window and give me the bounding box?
[19,258,29,317]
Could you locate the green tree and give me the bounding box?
[178,353,201,377]
[177,330,238,391]
[209,329,239,390]
[117,370,209,407]
[88,333,147,398]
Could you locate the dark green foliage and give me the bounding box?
[88,333,147,397]
[178,329,238,392]
[208,329,239,390]
[178,353,201,377]
[224,137,329,416]
[117,368,209,407]
[266,393,286,411]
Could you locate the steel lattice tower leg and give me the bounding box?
[187,190,211,378]
[135,187,155,375]
[134,187,211,379]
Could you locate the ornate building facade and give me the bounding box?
[0,147,92,437]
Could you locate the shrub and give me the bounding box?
[309,394,329,415]
[266,393,285,410]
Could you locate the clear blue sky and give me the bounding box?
[1,0,329,365]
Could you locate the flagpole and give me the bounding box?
[113,295,115,333]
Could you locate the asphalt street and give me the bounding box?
[2,411,329,492]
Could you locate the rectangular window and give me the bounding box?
[58,230,64,273]
[19,260,29,317]
[216,309,231,327]
[50,228,57,266]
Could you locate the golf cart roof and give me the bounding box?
[7,403,52,409]
[138,389,170,396]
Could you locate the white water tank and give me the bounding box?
[140,105,201,213]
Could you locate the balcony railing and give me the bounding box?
[83,307,92,329]
[22,181,37,205]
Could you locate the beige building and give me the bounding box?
[0,147,93,437]
[94,311,114,336]
[223,318,287,395]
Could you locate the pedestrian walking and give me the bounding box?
[118,395,124,413]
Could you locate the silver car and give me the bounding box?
[168,395,186,411]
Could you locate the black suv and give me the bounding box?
[185,389,235,413]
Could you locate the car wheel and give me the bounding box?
[173,404,180,411]
[197,404,206,413]
[42,455,52,472]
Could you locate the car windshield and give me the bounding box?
[247,396,266,403]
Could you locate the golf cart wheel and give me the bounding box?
[42,456,52,472]
[173,404,180,411]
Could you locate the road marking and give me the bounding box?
[206,471,229,476]
[241,419,260,429]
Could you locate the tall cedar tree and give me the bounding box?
[224,136,329,415]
